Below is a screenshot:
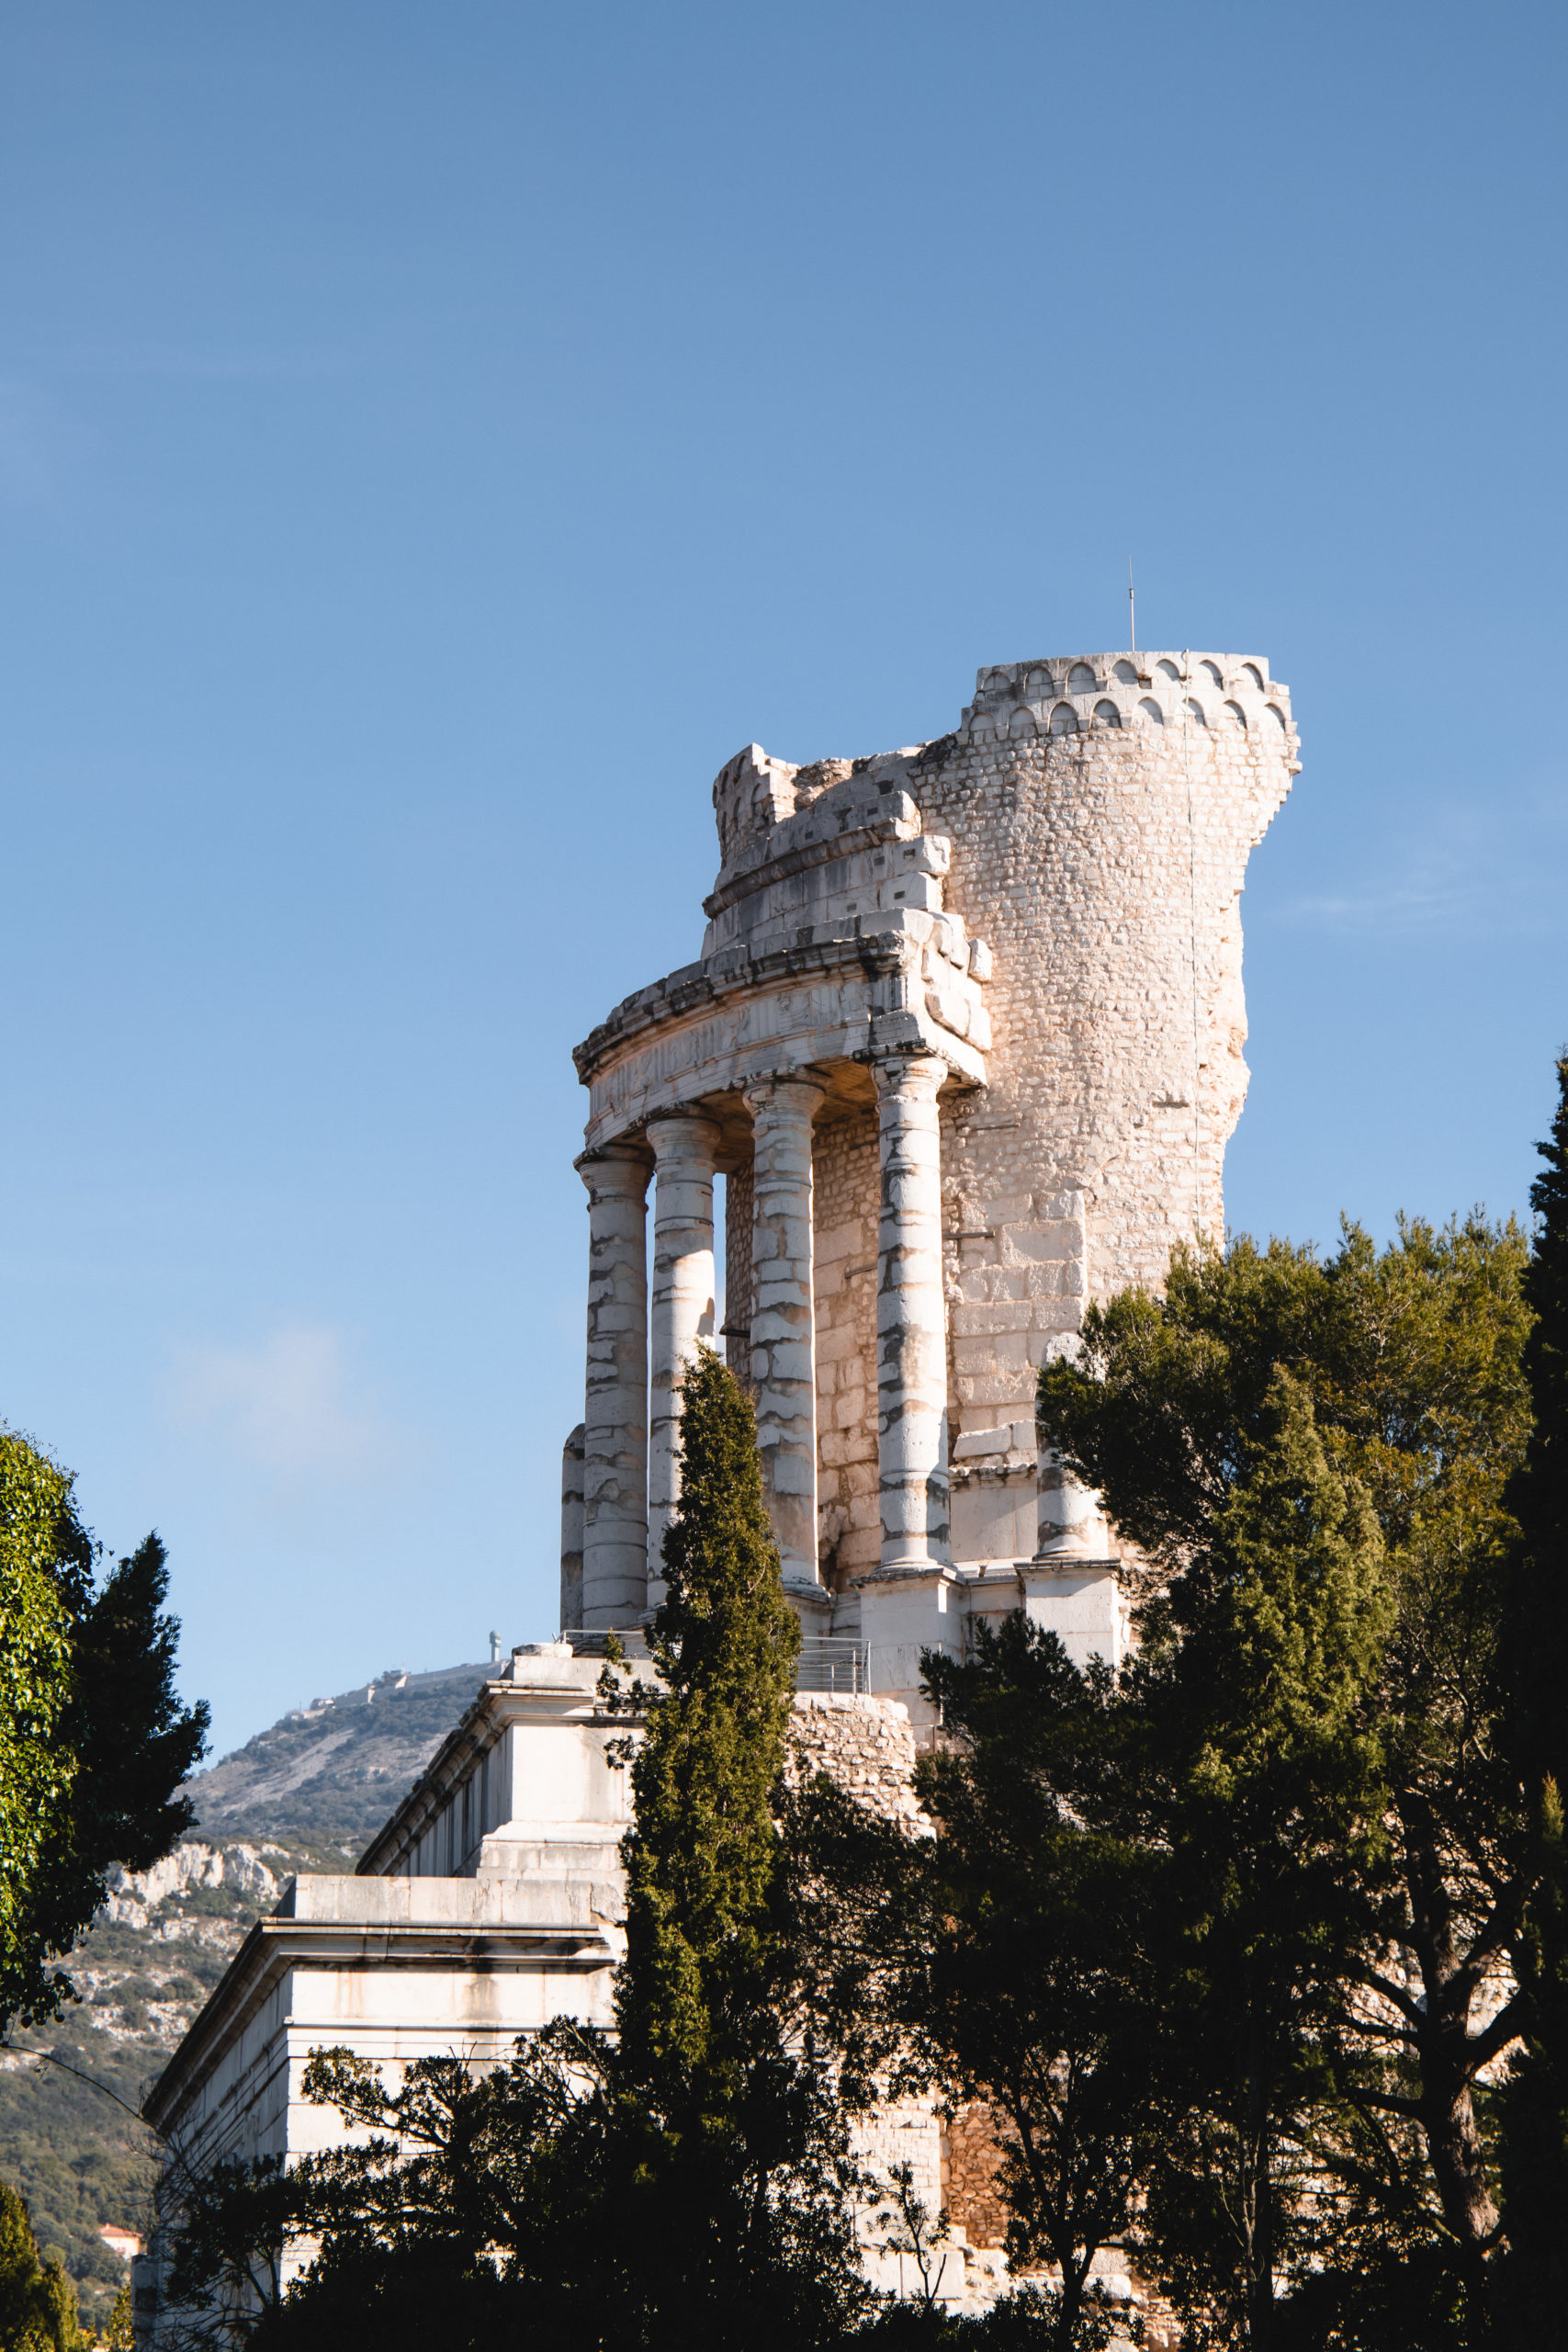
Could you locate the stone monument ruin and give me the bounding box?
[141,650,1297,2334]
[565,650,1296,1707]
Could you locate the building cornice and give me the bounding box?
[144,1901,613,2135]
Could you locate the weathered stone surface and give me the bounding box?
[576,1146,651,1629]
[568,652,1295,1714]
[745,1074,827,1600]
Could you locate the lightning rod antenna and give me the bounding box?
[1128,557,1136,658]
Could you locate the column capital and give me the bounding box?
[742,1069,829,1119]
[872,1050,946,1105]
[575,1143,652,1202]
[645,1110,723,1165]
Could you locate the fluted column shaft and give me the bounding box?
[874,1054,952,1570]
[577,1146,651,1629]
[744,1075,825,1589]
[646,1114,721,1605]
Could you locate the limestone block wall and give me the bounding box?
[943,2100,1010,2253]
[786,1690,927,1826]
[913,654,1295,1332]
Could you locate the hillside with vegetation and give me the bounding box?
[0,1661,491,2333]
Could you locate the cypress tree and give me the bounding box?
[615,1341,802,2087]
[1499,1052,1568,2344]
[603,1345,866,2347]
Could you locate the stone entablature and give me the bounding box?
[573,761,992,1155]
[565,654,1297,1719]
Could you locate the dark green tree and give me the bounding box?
[1038,1216,1531,2330]
[892,1620,1163,2352]
[1497,1051,1568,2346]
[798,1374,1389,2349]
[0,1430,208,2030]
[1124,1372,1392,2349]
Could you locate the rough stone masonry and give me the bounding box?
[568,653,1297,1717]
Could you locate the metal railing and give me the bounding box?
[563,1628,867,1696]
[794,1635,868,1695]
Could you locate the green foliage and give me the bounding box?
[1036,1216,1534,2336]
[1497,1051,1568,2344]
[0,1432,209,2031]
[0,2177,84,2349]
[855,2283,1135,2346]
[1125,1374,1393,2347]
[803,1611,1166,2351]
[0,2017,166,2331]
[104,2282,133,2349]
[0,1438,88,2035]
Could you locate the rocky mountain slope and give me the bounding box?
[0,1661,491,2333]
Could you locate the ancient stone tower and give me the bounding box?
[565,652,1297,1715]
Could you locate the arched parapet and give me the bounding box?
[958,650,1300,763]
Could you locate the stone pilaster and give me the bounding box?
[743,1073,826,1597]
[646,1113,721,1606]
[576,1145,651,1629]
[874,1054,952,1570]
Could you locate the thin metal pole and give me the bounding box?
[1128,558,1135,657]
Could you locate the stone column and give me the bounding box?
[559,1423,585,1632]
[1034,1453,1111,1559]
[576,1146,651,1629]
[744,1074,826,1595]
[646,1113,721,1606]
[874,1053,952,1570]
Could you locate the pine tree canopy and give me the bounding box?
[1035,1216,1532,2330]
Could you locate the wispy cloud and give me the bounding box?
[1278,786,1568,941]
[164,1324,400,1489]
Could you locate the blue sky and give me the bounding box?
[1,2,1563,1760]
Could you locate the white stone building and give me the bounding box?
[140,652,1295,2338]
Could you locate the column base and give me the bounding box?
[853,1561,965,1736]
[782,1577,833,1633]
[1016,1556,1126,1673]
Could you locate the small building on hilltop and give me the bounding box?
[140,652,1296,2343]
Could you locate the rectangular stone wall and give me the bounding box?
[942,2099,1010,2252]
